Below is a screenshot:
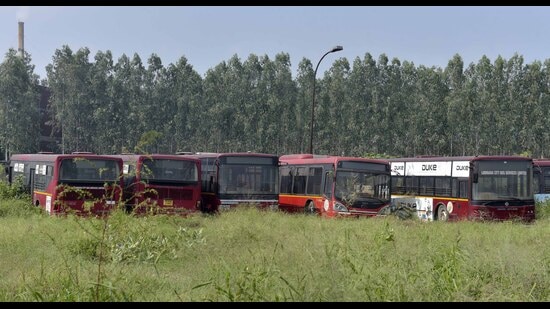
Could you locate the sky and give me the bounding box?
[1,6,550,81]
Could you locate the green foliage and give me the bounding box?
[0,175,29,200]
[518,150,532,157]
[362,152,392,159]
[11,45,549,157]
[535,199,550,220]
[0,205,548,301]
[134,130,162,154]
[0,49,41,155]
[70,214,204,264]
[0,198,41,217]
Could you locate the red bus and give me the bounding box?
[179,152,279,212]
[278,154,391,217]
[8,153,123,215]
[389,156,535,222]
[113,154,202,215]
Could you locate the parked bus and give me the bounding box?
[389,156,535,222]
[113,154,202,215]
[278,154,391,217]
[533,159,550,204]
[8,152,123,215]
[179,152,279,212]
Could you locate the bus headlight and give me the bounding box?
[334,202,348,212]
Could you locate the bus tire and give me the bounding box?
[377,205,391,216]
[437,204,449,221]
[305,201,316,215]
[395,207,412,220]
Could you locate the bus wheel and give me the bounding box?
[437,204,449,221]
[305,201,316,215]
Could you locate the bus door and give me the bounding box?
[29,167,35,196]
[322,170,334,213]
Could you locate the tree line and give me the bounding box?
[1,45,550,160]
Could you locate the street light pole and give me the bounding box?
[309,45,343,154]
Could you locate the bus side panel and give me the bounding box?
[278,194,309,213]
[392,196,435,221]
[432,198,469,221]
[132,185,201,215]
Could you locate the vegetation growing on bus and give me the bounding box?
[8,153,123,216]
[113,154,202,215]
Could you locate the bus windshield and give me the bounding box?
[218,164,278,195]
[473,160,532,200]
[335,171,391,205]
[60,158,119,182]
[141,159,198,183]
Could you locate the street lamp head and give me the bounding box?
[330,46,343,53]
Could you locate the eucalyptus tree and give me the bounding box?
[371,54,390,155]
[537,59,550,158]
[89,50,118,154]
[504,54,526,155]
[221,54,246,152]
[488,56,513,155]
[203,57,244,152]
[241,53,295,153]
[164,56,203,153]
[471,56,498,155]
[414,65,449,155]
[0,49,40,158]
[394,60,418,156]
[381,57,407,156]
[318,57,350,156]
[202,63,224,151]
[264,52,296,154]
[348,53,377,156]
[111,54,134,152]
[46,46,94,153]
[143,53,169,153]
[521,60,545,157]
[129,54,153,153]
[224,54,254,152]
[444,54,471,156]
[241,54,265,152]
[294,58,314,154]
[111,53,150,153]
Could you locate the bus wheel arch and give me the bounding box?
[436,203,449,221]
[305,200,317,214]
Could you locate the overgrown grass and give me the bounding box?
[536,199,550,220]
[0,202,548,301]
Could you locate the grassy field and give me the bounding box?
[0,198,549,302]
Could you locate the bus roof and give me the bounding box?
[533,158,550,167]
[113,153,200,163]
[180,152,278,159]
[387,155,532,163]
[279,154,389,165]
[10,153,122,163]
